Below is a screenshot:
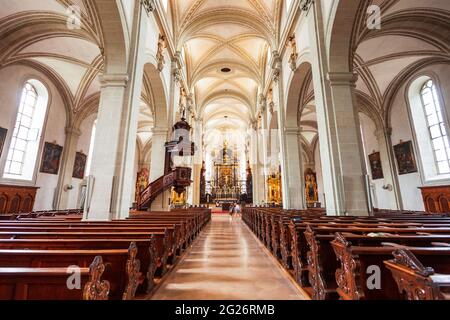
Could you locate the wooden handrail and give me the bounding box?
[137,167,191,211]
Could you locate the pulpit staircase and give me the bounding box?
[137,167,192,211]
[137,114,195,211]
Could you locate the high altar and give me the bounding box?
[213,141,240,200]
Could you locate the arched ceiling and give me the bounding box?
[297,0,449,161]
[0,0,103,114]
[172,0,281,133]
[0,0,154,135]
[353,0,450,119]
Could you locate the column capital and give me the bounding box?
[65,126,82,137]
[151,127,169,135]
[194,116,203,123]
[285,127,301,135]
[327,72,358,86]
[99,74,129,87]
[376,127,393,139]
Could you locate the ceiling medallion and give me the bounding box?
[221,67,232,73]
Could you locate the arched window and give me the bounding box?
[420,80,450,174]
[3,80,49,181]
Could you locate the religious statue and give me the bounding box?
[305,169,318,205]
[288,34,298,71]
[156,34,166,71]
[267,88,275,115]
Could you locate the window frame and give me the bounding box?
[4,82,39,176]
[405,73,450,185]
[419,79,450,175]
[0,77,51,186]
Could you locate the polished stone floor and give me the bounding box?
[151,214,307,300]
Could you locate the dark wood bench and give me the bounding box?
[0,256,109,300]
[331,234,450,300]
[304,225,450,299]
[0,243,141,300]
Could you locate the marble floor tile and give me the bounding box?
[151,215,307,300]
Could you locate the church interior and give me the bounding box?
[0,0,450,302]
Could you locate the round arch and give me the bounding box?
[327,0,366,73]
[143,62,169,128]
[285,61,313,128]
[93,0,128,74]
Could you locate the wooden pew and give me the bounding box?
[0,256,110,300]
[384,249,450,300]
[0,209,209,300]
[312,228,450,300]
[0,243,141,300]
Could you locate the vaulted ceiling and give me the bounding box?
[354,0,450,123]
[171,0,281,137]
[0,0,155,151]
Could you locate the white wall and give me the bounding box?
[389,64,450,211]
[314,141,324,205]
[0,64,67,210]
[359,113,397,209]
[66,113,97,209]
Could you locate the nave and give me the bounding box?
[151,214,306,300]
[0,0,450,304]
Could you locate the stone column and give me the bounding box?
[55,126,81,210]
[285,127,305,209]
[149,127,169,211]
[259,97,270,203]
[149,127,168,181]
[83,74,129,221]
[307,2,369,216]
[84,2,148,220]
[375,127,402,209]
[192,118,203,205]
[249,124,261,205]
[272,53,305,209]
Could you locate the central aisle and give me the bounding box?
[151,214,307,300]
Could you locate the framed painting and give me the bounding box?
[72,152,87,179]
[0,127,7,158]
[368,152,384,180]
[394,141,418,175]
[40,142,63,175]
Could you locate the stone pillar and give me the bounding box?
[192,118,203,205]
[259,98,270,203]
[285,127,305,209]
[375,127,402,209]
[84,2,148,220]
[55,126,81,210]
[149,127,169,211]
[308,2,369,216]
[149,127,168,181]
[249,124,261,205]
[272,54,305,209]
[83,74,129,221]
